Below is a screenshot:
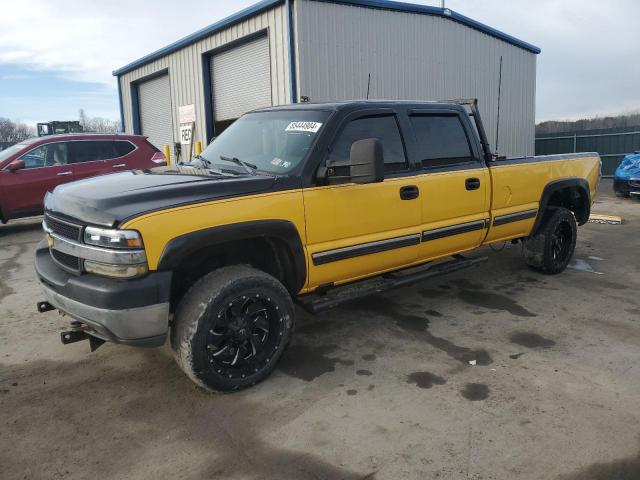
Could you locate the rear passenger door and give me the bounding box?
[303,111,422,289]
[70,140,130,181]
[408,112,490,261]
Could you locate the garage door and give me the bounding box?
[211,35,272,123]
[138,74,173,155]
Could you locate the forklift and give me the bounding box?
[37,121,83,137]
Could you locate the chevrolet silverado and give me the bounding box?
[35,99,601,391]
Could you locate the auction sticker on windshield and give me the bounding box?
[285,122,322,133]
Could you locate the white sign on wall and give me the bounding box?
[180,124,193,145]
[179,104,196,124]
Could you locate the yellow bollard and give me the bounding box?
[163,144,171,166]
[195,141,202,156]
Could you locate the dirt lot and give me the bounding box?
[1,179,639,480]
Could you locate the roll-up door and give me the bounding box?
[211,35,272,126]
[138,74,173,154]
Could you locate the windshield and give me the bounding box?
[0,143,30,164]
[199,110,330,175]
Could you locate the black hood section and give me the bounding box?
[44,168,282,227]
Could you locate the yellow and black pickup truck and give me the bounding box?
[36,99,601,391]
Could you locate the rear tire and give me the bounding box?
[523,207,577,275]
[171,265,294,392]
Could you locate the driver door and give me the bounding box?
[302,111,422,290]
[0,142,72,218]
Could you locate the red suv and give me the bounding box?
[0,134,165,223]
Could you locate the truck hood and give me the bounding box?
[44,167,284,227]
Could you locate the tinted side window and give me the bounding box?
[410,115,473,168]
[114,141,135,157]
[328,115,407,172]
[19,143,69,168]
[72,141,117,163]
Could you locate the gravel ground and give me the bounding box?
[1,179,639,480]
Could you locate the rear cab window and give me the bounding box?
[328,115,408,174]
[409,114,475,169]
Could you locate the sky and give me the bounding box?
[0,0,638,125]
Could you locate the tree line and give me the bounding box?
[536,112,640,135]
[0,110,121,148]
[0,118,34,144]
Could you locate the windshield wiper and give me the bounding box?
[219,155,257,175]
[181,155,236,177]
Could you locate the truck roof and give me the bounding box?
[255,100,467,114]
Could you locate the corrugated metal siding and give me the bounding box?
[294,0,536,157]
[118,3,291,147]
[138,74,174,153]
[211,35,272,121]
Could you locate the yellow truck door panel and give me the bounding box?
[405,113,490,260]
[303,179,421,287]
[417,167,490,259]
[303,113,421,289]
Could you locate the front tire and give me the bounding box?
[171,265,294,392]
[523,207,577,275]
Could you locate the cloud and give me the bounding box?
[0,0,256,86]
[0,74,31,80]
[0,0,638,121]
[444,0,640,121]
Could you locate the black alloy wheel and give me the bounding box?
[206,294,281,379]
[523,207,577,275]
[171,265,294,392]
[550,219,573,264]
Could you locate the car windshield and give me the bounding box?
[0,143,30,163]
[199,110,330,175]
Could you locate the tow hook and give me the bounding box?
[60,321,106,352]
[37,301,55,313]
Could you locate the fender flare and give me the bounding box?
[531,177,590,234]
[157,220,307,293]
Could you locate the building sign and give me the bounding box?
[180,124,193,145]
[179,104,196,124]
[178,104,196,161]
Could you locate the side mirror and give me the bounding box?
[7,159,25,172]
[325,138,384,184]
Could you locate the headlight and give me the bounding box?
[84,260,148,279]
[84,226,143,249]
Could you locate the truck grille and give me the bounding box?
[44,214,82,242]
[51,249,81,272]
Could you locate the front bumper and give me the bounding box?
[35,241,172,347]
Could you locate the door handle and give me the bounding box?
[465,178,481,190]
[400,185,420,200]
[113,163,126,168]
[56,171,72,176]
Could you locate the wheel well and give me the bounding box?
[545,186,589,225]
[169,236,299,311]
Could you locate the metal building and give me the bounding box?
[114,0,540,159]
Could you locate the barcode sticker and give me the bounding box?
[285,122,323,133]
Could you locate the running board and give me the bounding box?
[297,255,488,314]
